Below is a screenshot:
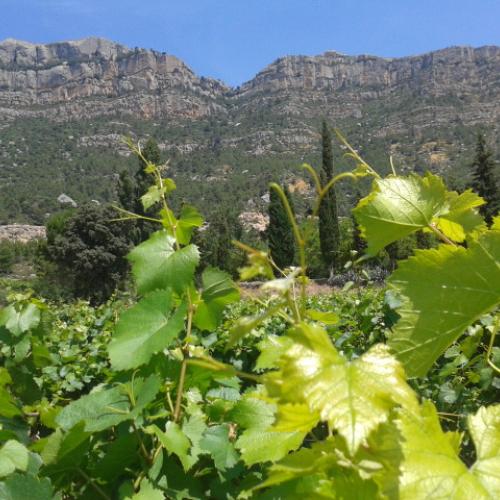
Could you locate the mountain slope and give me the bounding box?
[0,38,498,223]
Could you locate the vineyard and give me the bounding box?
[0,139,499,499]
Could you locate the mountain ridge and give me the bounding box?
[0,37,498,223]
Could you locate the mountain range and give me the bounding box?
[0,37,499,223]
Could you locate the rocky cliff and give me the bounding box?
[0,37,227,120]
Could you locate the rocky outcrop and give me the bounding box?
[0,224,46,242]
[0,37,228,120]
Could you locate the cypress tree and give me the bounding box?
[470,133,499,225]
[267,185,295,270]
[118,138,162,242]
[318,121,340,269]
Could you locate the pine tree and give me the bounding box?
[470,133,499,225]
[267,185,295,270]
[318,121,340,269]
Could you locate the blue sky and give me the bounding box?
[1,0,499,86]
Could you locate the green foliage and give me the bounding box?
[1,138,499,498]
[318,121,340,268]
[267,185,295,270]
[388,225,500,377]
[43,203,131,304]
[471,133,500,225]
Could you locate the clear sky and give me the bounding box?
[1,0,499,86]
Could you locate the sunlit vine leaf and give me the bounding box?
[468,405,500,494]
[388,227,500,377]
[0,441,29,477]
[108,290,187,370]
[354,173,447,255]
[264,323,418,454]
[353,173,485,255]
[256,441,379,500]
[396,401,500,499]
[128,230,199,295]
[0,303,40,337]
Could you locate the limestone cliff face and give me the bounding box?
[239,46,500,97]
[234,46,500,133]
[1,38,498,126]
[0,37,228,120]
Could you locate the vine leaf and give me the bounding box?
[0,303,40,337]
[146,422,191,472]
[109,290,187,371]
[0,473,56,500]
[397,401,500,498]
[235,427,306,466]
[0,441,30,477]
[435,189,486,242]
[176,205,204,245]
[130,478,165,500]
[199,424,239,471]
[354,173,484,255]
[388,227,500,377]
[193,268,239,331]
[56,375,160,431]
[264,323,418,455]
[233,396,306,465]
[128,230,199,295]
[468,405,500,494]
[255,441,379,499]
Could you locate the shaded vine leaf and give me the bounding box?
[130,478,164,500]
[56,376,160,432]
[128,230,199,295]
[41,424,90,478]
[232,396,307,465]
[264,323,418,454]
[108,290,187,371]
[193,267,239,331]
[0,473,57,500]
[236,427,306,466]
[388,227,500,377]
[146,422,191,472]
[199,424,239,471]
[396,401,500,498]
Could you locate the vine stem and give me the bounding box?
[428,223,457,247]
[486,317,500,374]
[77,468,111,500]
[173,305,194,422]
[269,182,307,313]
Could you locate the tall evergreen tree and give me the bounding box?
[470,133,499,225]
[318,121,340,269]
[267,185,295,270]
